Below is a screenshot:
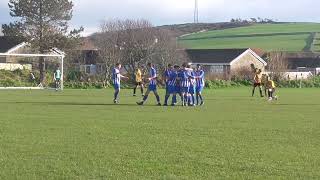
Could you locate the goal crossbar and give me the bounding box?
[0,52,65,90]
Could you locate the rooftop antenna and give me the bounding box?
[194,0,199,23]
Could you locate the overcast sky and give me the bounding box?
[1,0,319,36]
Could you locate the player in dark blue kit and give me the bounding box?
[137,63,161,106]
[163,64,174,106]
[169,65,181,106]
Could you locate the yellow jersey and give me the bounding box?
[266,80,275,89]
[254,72,262,83]
[135,69,142,82]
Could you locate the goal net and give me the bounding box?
[0,52,64,90]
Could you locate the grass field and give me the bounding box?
[1,88,320,179]
[179,23,320,51]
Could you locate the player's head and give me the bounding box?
[196,64,201,70]
[182,62,188,68]
[167,64,173,69]
[174,65,180,71]
[147,62,153,68]
[186,64,191,68]
[115,63,122,69]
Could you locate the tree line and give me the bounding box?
[230,17,276,24]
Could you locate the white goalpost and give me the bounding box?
[0,52,64,90]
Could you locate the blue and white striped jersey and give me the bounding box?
[164,69,171,86]
[112,68,121,85]
[195,70,205,87]
[189,71,196,87]
[167,71,177,86]
[149,67,157,85]
[179,69,191,88]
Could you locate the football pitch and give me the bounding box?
[0,88,320,179]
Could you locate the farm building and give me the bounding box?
[0,36,26,63]
[286,54,320,76]
[0,36,102,74]
[0,37,33,71]
[0,36,65,71]
[265,52,320,79]
[71,37,105,75]
[186,48,267,79]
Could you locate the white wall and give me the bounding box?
[284,72,313,80]
[266,71,313,80]
[0,63,32,71]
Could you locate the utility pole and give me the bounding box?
[194,0,199,23]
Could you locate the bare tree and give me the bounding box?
[94,19,181,83]
[266,51,288,81]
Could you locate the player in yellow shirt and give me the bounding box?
[252,68,264,97]
[133,66,144,96]
[266,76,278,101]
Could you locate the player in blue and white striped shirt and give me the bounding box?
[137,63,161,106]
[112,63,128,104]
[195,64,205,105]
[179,63,194,106]
[187,65,196,106]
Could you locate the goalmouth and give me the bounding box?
[0,52,65,90]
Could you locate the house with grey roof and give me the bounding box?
[186,48,267,79]
[0,36,27,63]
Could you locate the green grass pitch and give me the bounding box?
[1,88,320,179]
[179,23,320,51]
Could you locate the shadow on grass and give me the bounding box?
[4,101,142,106]
[272,103,320,106]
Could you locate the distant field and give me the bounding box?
[1,88,320,179]
[312,32,320,52]
[179,23,320,51]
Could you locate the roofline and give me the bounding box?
[51,47,65,55]
[248,48,268,66]
[5,42,65,56]
[185,48,248,51]
[7,42,28,54]
[189,62,230,66]
[230,48,267,66]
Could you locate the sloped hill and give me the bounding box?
[179,23,320,52]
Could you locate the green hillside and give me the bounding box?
[179,23,320,51]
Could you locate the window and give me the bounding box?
[85,66,91,74]
[210,65,224,74]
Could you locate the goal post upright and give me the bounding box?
[0,52,65,90]
[61,55,64,90]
